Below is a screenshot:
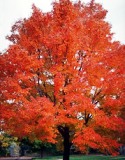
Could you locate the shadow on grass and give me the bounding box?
[33,155,125,160]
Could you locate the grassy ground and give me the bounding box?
[33,155,125,160]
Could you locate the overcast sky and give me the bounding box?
[0,0,125,52]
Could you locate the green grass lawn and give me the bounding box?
[33,155,125,160]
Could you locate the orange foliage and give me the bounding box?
[0,0,125,156]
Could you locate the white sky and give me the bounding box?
[0,0,125,52]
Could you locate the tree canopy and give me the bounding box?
[0,0,125,159]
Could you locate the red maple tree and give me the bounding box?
[0,0,125,159]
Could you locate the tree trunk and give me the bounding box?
[63,127,70,160]
[40,146,44,158]
[58,126,71,160]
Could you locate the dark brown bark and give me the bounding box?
[58,126,71,160]
[40,146,44,158]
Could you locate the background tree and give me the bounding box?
[0,134,19,156]
[0,0,125,160]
